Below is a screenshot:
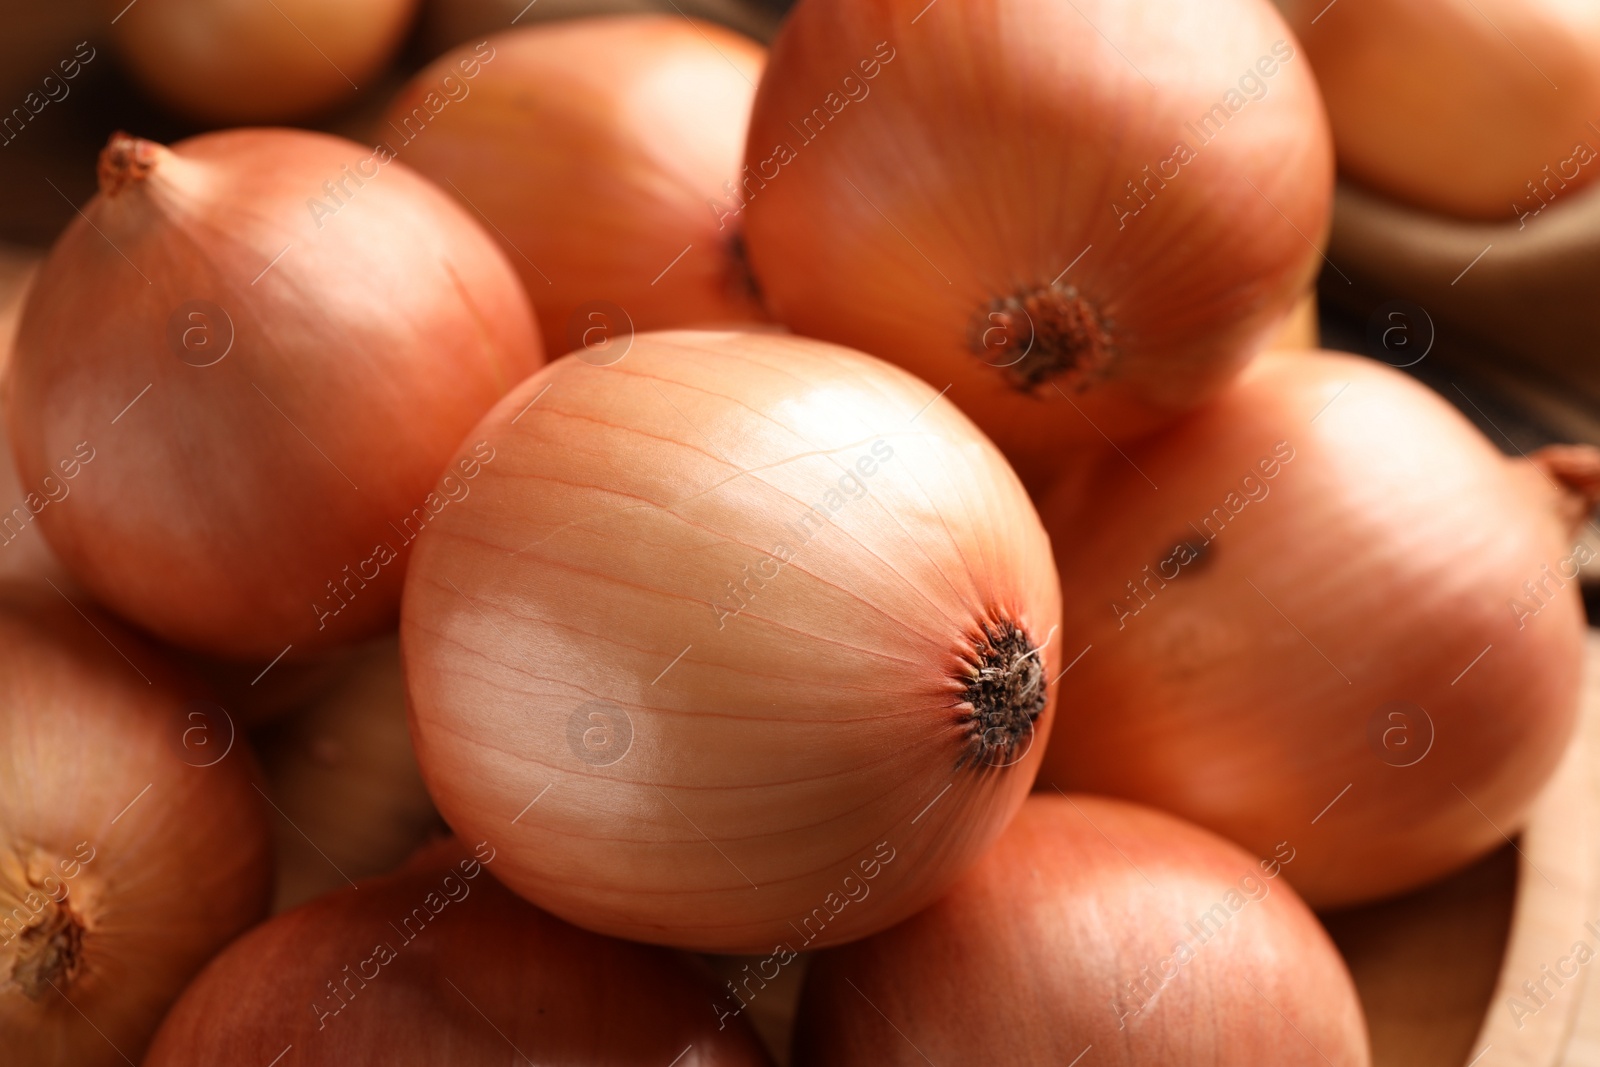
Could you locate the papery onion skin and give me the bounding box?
[741,0,1332,481]
[1035,350,1586,908]
[5,128,543,661]
[0,585,272,1066]
[143,838,774,1066]
[110,0,418,125]
[794,794,1369,1066]
[1279,0,1600,219]
[401,330,1061,952]
[380,17,769,358]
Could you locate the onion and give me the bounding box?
[741,0,1332,481]
[0,585,272,1066]
[143,838,774,1065]
[1270,289,1319,351]
[111,0,418,124]
[4,129,543,661]
[402,329,1061,952]
[257,638,447,912]
[0,248,65,587]
[1278,0,1600,220]
[794,794,1369,1066]
[1036,350,1591,908]
[380,18,769,358]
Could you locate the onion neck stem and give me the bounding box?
[98,131,160,199]
[1530,445,1600,538]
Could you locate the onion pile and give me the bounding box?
[0,586,272,1065]
[795,794,1369,1065]
[402,329,1061,952]
[111,0,419,124]
[143,838,774,1066]
[742,0,1332,481]
[381,17,770,357]
[1035,350,1591,907]
[6,0,1596,1063]
[5,128,542,662]
[1279,0,1600,220]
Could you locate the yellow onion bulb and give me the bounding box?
[1036,350,1589,908]
[741,0,1332,482]
[5,129,543,661]
[110,0,418,125]
[0,586,272,1066]
[795,795,1369,1066]
[144,838,774,1065]
[380,17,769,358]
[0,248,65,587]
[402,330,1061,952]
[1279,0,1600,219]
[258,638,447,912]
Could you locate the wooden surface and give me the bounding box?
[1551,634,1600,1066]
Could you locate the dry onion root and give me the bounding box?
[143,838,775,1066]
[0,584,272,1066]
[402,329,1061,953]
[741,0,1332,483]
[1036,350,1593,907]
[5,128,543,661]
[381,17,770,358]
[794,794,1370,1066]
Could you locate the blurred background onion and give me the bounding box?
[254,638,447,912]
[109,0,421,125]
